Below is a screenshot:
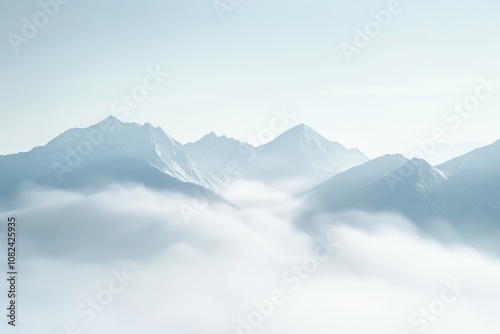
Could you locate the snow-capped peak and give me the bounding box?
[247,124,369,184]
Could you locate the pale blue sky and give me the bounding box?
[1,0,500,158]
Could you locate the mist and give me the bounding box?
[1,182,499,334]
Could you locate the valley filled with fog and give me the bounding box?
[1,118,500,334]
[2,183,500,334]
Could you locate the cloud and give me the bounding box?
[2,184,500,334]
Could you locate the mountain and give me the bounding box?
[183,124,369,190]
[184,132,253,179]
[418,141,484,166]
[439,139,500,207]
[5,115,498,241]
[0,116,217,200]
[241,124,369,186]
[1,119,369,200]
[304,149,500,245]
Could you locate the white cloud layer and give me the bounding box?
[1,183,500,334]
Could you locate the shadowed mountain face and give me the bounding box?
[304,144,500,248]
[439,139,500,207]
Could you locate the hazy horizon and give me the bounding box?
[1,0,500,158]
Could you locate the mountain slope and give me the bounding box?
[184,132,253,178]
[184,124,369,190]
[242,124,369,185]
[439,139,500,207]
[305,153,500,239]
[0,117,216,199]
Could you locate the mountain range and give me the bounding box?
[304,142,500,248]
[1,116,499,245]
[185,123,369,188]
[0,117,368,200]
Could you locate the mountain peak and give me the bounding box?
[88,115,126,134]
[275,123,317,140]
[97,115,124,127]
[104,115,121,122]
[266,124,344,151]
[189,131,238,146]
[293,123,308,129]
[287,123,313,134]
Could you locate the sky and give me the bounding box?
[1,0,500,159]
